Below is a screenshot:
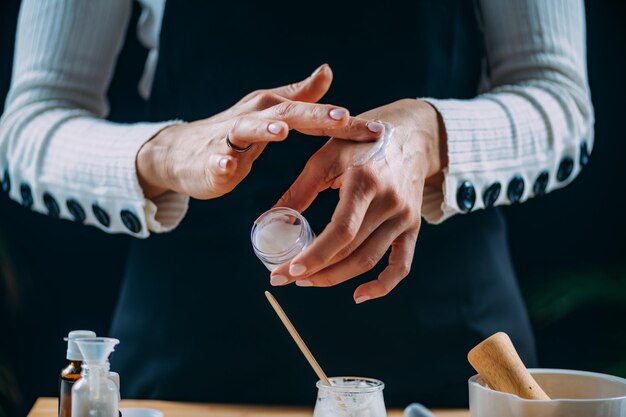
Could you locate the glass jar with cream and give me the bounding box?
[251,207,315,271]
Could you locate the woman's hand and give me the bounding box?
[137,64,385,199]
[270,99,447,303]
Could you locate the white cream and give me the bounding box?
[254,220,302,254]
[351,121,394,167]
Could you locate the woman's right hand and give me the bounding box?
[137,64,385,200]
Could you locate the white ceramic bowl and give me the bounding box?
[469,369,626,417]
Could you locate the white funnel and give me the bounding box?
[75,337,119,364]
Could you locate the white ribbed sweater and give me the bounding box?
[0,0,594,237]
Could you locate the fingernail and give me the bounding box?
[355,295,370,304]
[270,275,288,286]
[296,279,313,287]
[329,108,348,121]
[311,64,326,77]
[289,263,307,276]
[268,122,282,135]
[219,157,229,169]
[367,121,385,133]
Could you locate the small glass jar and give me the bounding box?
[251,207,315,271]
[313,377,387,417]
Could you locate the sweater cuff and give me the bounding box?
[420,96,592,224]
[145,191,190,233]
[2,117,188,238]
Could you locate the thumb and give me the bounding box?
[269,63,333,103]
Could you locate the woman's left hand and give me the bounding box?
[270,99,447,303]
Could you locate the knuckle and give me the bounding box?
[299,104,325,121]
[315,105,331,120]
[319,128,333,137]
[346,117,361,132]
[316,276,335,287]
[308,151,329,176]
[359,166,381,189]
[285,82,301,95]
[386,189,403,208]
[357,255,379,272]
[398,262,411,278]
[273,101,296,118]
[256,91,281,109]
[398,207,414,225]
[335,243,355,261]
[406,208,421,227]
[379,283,392,296]
[308,148,341,186]
[335,217,359,242]
[377,278,397,296]
[242,90,261,103]
[230,117,244,136]
[277,188,294,206]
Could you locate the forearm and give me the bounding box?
[0,0,188,237]
[421,0,593,223]
[1,97,186,235]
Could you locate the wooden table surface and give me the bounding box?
[28,398,469,417]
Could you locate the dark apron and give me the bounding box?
[110,0,536,408]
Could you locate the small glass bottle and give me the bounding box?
[72,337,120,417]
[59,330,96,417]
[251,207,315,271]
[313,377,386,417]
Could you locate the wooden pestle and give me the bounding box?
[468,332,551,400]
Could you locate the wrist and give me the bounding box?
[422,100,448,187]
[137,125,176,199]
[395,99,447,184]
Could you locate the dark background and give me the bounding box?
[1,1,625,417]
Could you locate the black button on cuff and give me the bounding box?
[1,169,10,193]
[557,157,574,182]
[533,171,550,197]
[66,199,86,223]
[43,192,60,218]
[483,182,501,208]
[579,141,590,167]
[507,175,525,204]
[120,209,142,233]
[20,183,33,208]
[456,181,476,212]
[92,204,110,227]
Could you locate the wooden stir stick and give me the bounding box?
[264,291,333,386]
[468,332,550,400]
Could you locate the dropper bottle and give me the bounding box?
[71,337,120,417]
[59,330,96,417]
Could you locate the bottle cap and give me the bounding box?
[64,330,96,360]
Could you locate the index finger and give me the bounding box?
[271,168,377,281]
[299,117,385,141]
[259,101,351,130]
